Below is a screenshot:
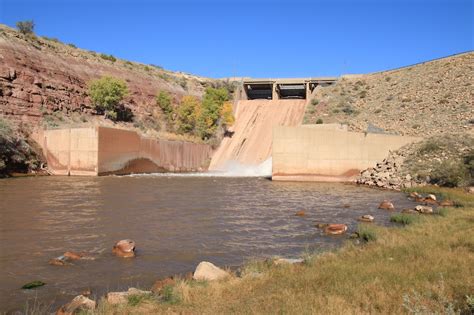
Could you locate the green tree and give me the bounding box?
[88,76,128,120]
[197,87,229,139]
[176,96,201,134]
[16,20,35,35]
[156,91,173,120]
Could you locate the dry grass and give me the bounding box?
[95,187,474,314]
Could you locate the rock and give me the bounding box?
[81,289,91,297]
[193,261,230,281]
[107,288,151,305]
[342,204,351,208]
[358,214,374,222]
[49,256,70,266]
[324,224,348,235]
[405,174,412,181]
[56,295,96,315]
[21,280,46,289]
[378,200,395,210]
[295,210,305,217]
[467,187,474,194]
[63,252,83,260]
[422,198,438,205]
[409,192,420,199]
[439,200,454,207]
[415,205,433,214]
[426,194,437,201]
[151,277,175,294]
[112,239,136,258]
[273,258,304,265]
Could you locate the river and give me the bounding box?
[0,175,417,312]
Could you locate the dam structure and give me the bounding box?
[208,77,337,171]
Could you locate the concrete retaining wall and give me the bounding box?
[272,126,420,182]
[34,127,211,176]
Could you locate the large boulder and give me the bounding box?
[193,261,230,281]
[112,239,136,258]
[324,224,348,235]
[415,205,434,214]
[56,295,96,315]
[358,215,374,222]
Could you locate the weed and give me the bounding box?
[390,213,419,225]
[161,285,181,304]
[357,225,377,242]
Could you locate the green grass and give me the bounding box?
[357,224,378,242]
[390,213,419,225]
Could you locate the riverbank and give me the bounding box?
[88,186,473,314]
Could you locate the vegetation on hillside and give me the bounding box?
[91,186,473,314]
[88,76,132,121]
[16,20,35,35]
[0,118,41,177]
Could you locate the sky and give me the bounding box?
[0,0,472,78]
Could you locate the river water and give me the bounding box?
[0,175,417,312]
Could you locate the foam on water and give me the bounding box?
[127,158,273,178]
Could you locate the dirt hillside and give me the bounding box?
[304,52,473,137]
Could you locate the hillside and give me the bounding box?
[304,52,474,137]
[0,24,220,136]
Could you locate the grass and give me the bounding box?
[91,187,474,314]
[390,213,419,225]
[357,224,378,242]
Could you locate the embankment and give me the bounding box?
[209,99,306,171]
[33,127,212,175]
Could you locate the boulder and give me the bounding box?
[112,239,136,258]
[151,277,175,294]
[426,194,437,201]
[415,205,433,214]
[315,223,329,229]
[324,224,348,235]
[401,208,419,214]
[56,295,96,315]
[106,288,151,305]
[378,200,395,210]
[467,187,474,194]
[358,215,374,222]
[409,192,420,199]
[295,210,305,217]
[63,252,83,260]
[49,256,70,266]
[193,261,230,281]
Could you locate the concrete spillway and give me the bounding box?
[209,99,306,170]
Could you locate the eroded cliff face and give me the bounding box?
[0,24,213,128]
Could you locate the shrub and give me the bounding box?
[196,87,229,139]
[99,53,116,62]
[16,20,35,34]
[430,159,468,187]
[418,140,441,155]
[220,102,234,127]
[161,285,181,304]
[357,225,377,242]
[436,208,449,217]
[311,99,319,106]
[316,118,323,124]
[156,91,173,120]
[88,76,128,120]
[176,95,201,133]
[67,43,76,48]
[390,213,418,225]
[127,293,152,306]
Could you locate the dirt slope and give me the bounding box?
[209,99,306,170]
[304,52,474,137]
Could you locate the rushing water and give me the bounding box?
[0,175,417,312]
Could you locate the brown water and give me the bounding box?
[0,175,417,312]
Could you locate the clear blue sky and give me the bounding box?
[0,0,472,78]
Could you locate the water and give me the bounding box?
[0,175,417,312]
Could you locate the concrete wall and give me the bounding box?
[272,126,420,182]
[34,127,211,176]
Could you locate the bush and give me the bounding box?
[67,43,76,48]
[311,99,319,106]
[357,225,377,242]
[100,53,116,62]
[220,102,234,127]
[176,96,201,133]
[316,118,323,124]
[88,76,128,120]
[156,91,173,120]
[16,20,35,34]
[196,87,229,139]
[430,159,468,187]
[390,213,418,225]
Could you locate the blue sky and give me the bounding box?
[0,0,472,78]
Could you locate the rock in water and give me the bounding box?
[21,281,46,289]
[378,200,395,210]
[193,261,230,281]
[358,215,374,222]
[415,205,433,214]
[295,210,306,217]
[324,224,348,235]
[112,239,136,258]
[56,295,96,315]
[426,194,437,201]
